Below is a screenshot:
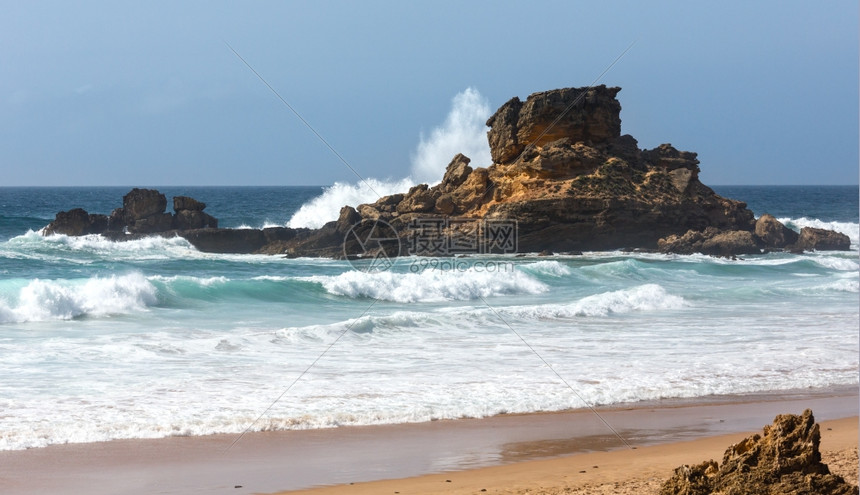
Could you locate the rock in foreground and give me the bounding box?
[661,409,858,495]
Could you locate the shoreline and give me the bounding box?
[0,388,856,495]
[280,417,859,495]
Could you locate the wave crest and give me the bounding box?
[0,273,157,323]
[305,268,547,303]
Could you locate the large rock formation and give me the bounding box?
[311,85,758,255]
[661,409,858,495]
[41,85,852,256]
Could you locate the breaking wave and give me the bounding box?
[287,88,492,229]
[0,273,157,323]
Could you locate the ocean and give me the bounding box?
[0,185,857,451]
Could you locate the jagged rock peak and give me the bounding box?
[486,85,622,164]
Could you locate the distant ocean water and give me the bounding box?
[0,185,857,450]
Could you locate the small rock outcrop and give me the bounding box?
[755,214,799,249]
[795,227,851,251]
[658,227,761,257]
[173,195,218,230]
[44,188,219,239]
[43,208,108,236]
[661,409,858,495]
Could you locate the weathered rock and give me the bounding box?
[794,227,851,251]
[642,143,700,172]
[607,134,641,164]
[515,139,605,177]
[755,214,799,248]
[357,204,381,220]
[173,196,206,212]
[658,227,761,256]
[335,206,361,233]
[178,228,267,254]
[129,212,174,234]
[262,227,298,243]
[123,188,167,220]
[440,154,473,191]
[173,210,218,230]
[107,208,126,232]
[435,194,456,215]
[486,85,622,164]
[660,409,858,495]
[44,208,108,236]
[396,184,436,214]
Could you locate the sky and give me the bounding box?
[1,1,857,187]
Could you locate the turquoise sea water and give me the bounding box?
[0,186,857,450]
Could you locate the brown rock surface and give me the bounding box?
[123,188,167,221]
[43,208,108,236]
[173,196,206,212]
[486,85,621,164]
[658,228,761,257]
[755,213,799,248]
[660,409,858,495]
[794,227,851,251]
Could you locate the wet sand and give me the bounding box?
[282,417,858,495]
[0,389,856,495]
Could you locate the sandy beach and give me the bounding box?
[282,417,858,495]
[0,390,856,495]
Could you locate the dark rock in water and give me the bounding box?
[263,227,298,243]
[660,409,858,495]
[43,208,108,236]
[178,228,267,254]
[173,210,218,230]
[173,196,206,212]
[123,188,167,221]
[44,188,220,239]
[794,227,851,251]
[755,213,799,249]
[129,212,174,234]
[107,208,126,232]
[659,227,761,256]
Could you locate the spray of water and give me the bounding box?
[287,88,492,229]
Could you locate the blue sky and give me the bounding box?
[1,1,857,186]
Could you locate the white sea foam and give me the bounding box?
[150,275,229,286]
[410,87,492,184]
[287,178,415,229]
[5,231,199,261]
[236,221,283,230]
[0,273,157,323]
[811,256,860,271]
[504,284,687,319]
[518,260,573,277]
[306,268,547,303]
[287,88,492,229]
